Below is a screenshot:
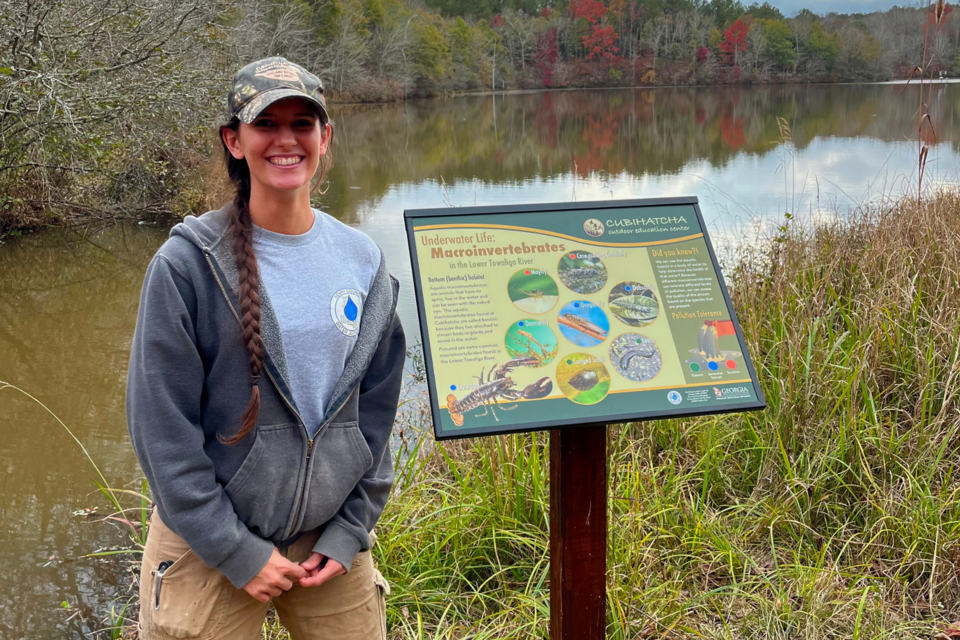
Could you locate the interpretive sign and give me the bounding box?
[404,197,765,440]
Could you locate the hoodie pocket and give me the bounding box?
[223,423,301,539]
[298,421,374,531]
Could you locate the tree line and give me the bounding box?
[287,0,954,95]
[0,0,950,235]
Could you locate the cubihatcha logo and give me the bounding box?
[667,390,682,405]
[330,289,362,337]
[583,218,605,237]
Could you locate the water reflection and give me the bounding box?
[322,84,960,225]
[0,226,166,637]
[4,83,960,638]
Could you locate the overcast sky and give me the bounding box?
[769,0,923,16]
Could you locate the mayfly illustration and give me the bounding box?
[518,288,545,300]
[446,360,552,426]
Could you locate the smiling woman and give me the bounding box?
[126,57,403,640]
[221,101,330,232]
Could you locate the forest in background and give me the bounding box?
[0,0,951,234]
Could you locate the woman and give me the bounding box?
[126,57,405,639]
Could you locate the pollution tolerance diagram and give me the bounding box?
[440,241,690,428]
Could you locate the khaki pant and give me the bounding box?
[138,511,389,640]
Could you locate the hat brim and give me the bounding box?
[237,87,329,125]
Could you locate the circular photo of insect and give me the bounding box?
[557,301,609,347]
[504,319,559,367]
[507,268,559,314]
[557,251,608,294]
[556,354,611,405]
[608,282,659,327]
[610,333,662,382]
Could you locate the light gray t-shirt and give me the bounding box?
[252,209,381,437]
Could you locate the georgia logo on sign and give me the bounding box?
[330,289,362,337]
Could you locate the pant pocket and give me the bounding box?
[373,568,390,639]
[140,513,232,639]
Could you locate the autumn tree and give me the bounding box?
[720,17,749,65]
[535,26,559,85]
[585,24,621,60]
[571,0,608,24]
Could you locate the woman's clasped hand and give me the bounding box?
[243,548,347,602]
[299,552,347,588]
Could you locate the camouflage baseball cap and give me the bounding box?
[228,57,329,125]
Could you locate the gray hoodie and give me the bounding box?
[126,204,405,589]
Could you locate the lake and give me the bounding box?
[2,82,958,638]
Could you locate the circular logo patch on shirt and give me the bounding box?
[330,289,362,337]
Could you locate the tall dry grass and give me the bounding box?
[360,191,960,639]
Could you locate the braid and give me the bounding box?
[215,109,333,444]
[218,118,264,445]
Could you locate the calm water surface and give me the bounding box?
[3,83,960,638]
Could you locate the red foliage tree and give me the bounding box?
[720,18,749,65]
[696,46,710,63]
[492,14,505,28]
[584,24,620,61]
[536,27,559,86]
[571,0,607,24]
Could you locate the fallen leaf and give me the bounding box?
[935,623,960,639]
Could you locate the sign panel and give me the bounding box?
[404,197,765,440]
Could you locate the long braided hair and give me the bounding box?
[217,114,333,445]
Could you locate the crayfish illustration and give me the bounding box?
[446,359,553,426]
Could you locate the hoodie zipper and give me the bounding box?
[202,251,357,539]
[285,280,399,535]
[285,392,352,536]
